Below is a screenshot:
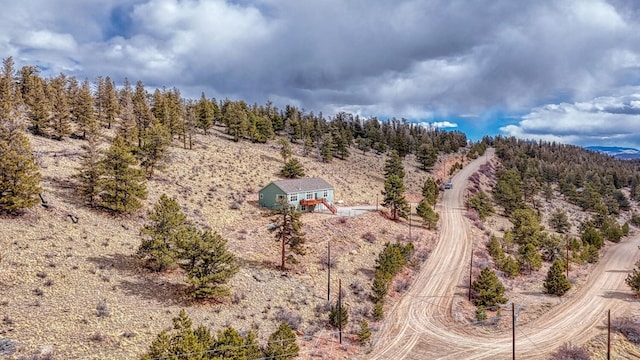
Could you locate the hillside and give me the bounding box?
[0,126,457,359]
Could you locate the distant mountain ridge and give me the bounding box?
[584,146,640,160]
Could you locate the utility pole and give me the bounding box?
[408,203,412,240]
[512,302,516,360]
[327,242,331,301]
[566,239,570,280]
[338,279,343,344]
[607,309,611,360]
[468,244,474,301]
[281,207,287,270]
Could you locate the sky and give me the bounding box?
[2,0,640,148]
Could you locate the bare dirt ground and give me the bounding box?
[0,127,461,359]
[368,149,640,359]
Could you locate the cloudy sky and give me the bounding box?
[2,0,640,147]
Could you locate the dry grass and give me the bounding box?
[0,127,439,359]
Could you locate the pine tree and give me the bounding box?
[1,57,20,114]
[510,207,543,245]
[357,319,372,345]
[98,135,147,213]
[74,133,103,206]
[0,117,42,213]
[270,202,306,269]
[74,79,98,139]
[174,226,239,299]
[103,76,119,129]
[493,169,524,213]
[625,260,640,295]
[417,143,437,170]
[544,259,571,296]
[195,92,213,134]
[469,190,494,221]
[421,178,439,207]
[264,322,299,360]
[133,80,154,148]
[329,301,348,328]
[382,174,409,220]
[138,194,187,271]
[471,266,508,307]
[48,74,72,140]
[213,326,261,359]
[118,90,139,148]
[224,101,248,142]
[140,309,214,360]
[280,158,305,178]
[138,119,171,178]
[384,150,405,179]
[549,208,570,233]
[277,138,292,163]
[517,243,542,274]
[320,134,334,162]
[416,199,439,229]
[26,76,51,137]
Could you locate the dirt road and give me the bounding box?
[369,149,640,359]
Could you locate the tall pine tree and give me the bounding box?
[98,135,147,213]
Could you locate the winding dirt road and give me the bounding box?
[369,149,640,359]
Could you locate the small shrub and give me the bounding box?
[275,308,302,330]
[36,271,47,279]
[96,299,109,317]
[395,279,411,293]
[90,332,105,342]
[476,306,487,321]
[329,301,348,328]
[3,315,13,325]
[612,317,640,344]
[33,288,44,296]
[372,302,384,320]
[549,342,590,360]
[362,232,376,243]
[350,280,365,295]
[357,319,372,345]
[44,279,54,287]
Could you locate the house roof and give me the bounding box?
[268,177,333,194]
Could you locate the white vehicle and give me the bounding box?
[444,181,453,189]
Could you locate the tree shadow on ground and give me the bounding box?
[601,290,634,301]
[86,253,189,305]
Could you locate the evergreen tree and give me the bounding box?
[174,226,239,299]
[264,322,299,360]
[74,79,98,139]
[549,208,570,233]
[517,243,542,274]
[140,309,214,360]
[0,57,19,114]
[138,194,187,271]
[213,326,261,360]
[250,115,274,143]
[74,133,103,206]
[510,207,543,245]
[224,101,248,142]
[329,301,348,328]
[332,128,350,160]
[384,150,405,179]
[469,190,494,221]
[421,178,439,207]
[133,80,154,148]
[493,169,524,213]
[138,119,171,178]
[471,266,508,307]
[270,201,306,269]
[357,319,371,345]
[319,134,334,162]
[416,143,437,170]
[0,117,42,213]
[625,260,640,295]
[416,199,439,229]
[117,89,139,148]
[544,259,571,296]
[280,158,305,178]
[581,225,604,250]
[48,74,72,140]
[382,174,409,220]
[26,76,51,137]
[98,135,147,213]
[195,92,214,134]
[277,138,292,163]
[103,77,120,129]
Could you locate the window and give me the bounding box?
[306,192,313,200]
[276,194,285,202]
[301,205,306,211]
[289,193,298,202]
[259,193,264,200]
[323,190,328,198]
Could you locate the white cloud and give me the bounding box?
[501,92,640,148]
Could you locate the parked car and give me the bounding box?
[444,181,453,189]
